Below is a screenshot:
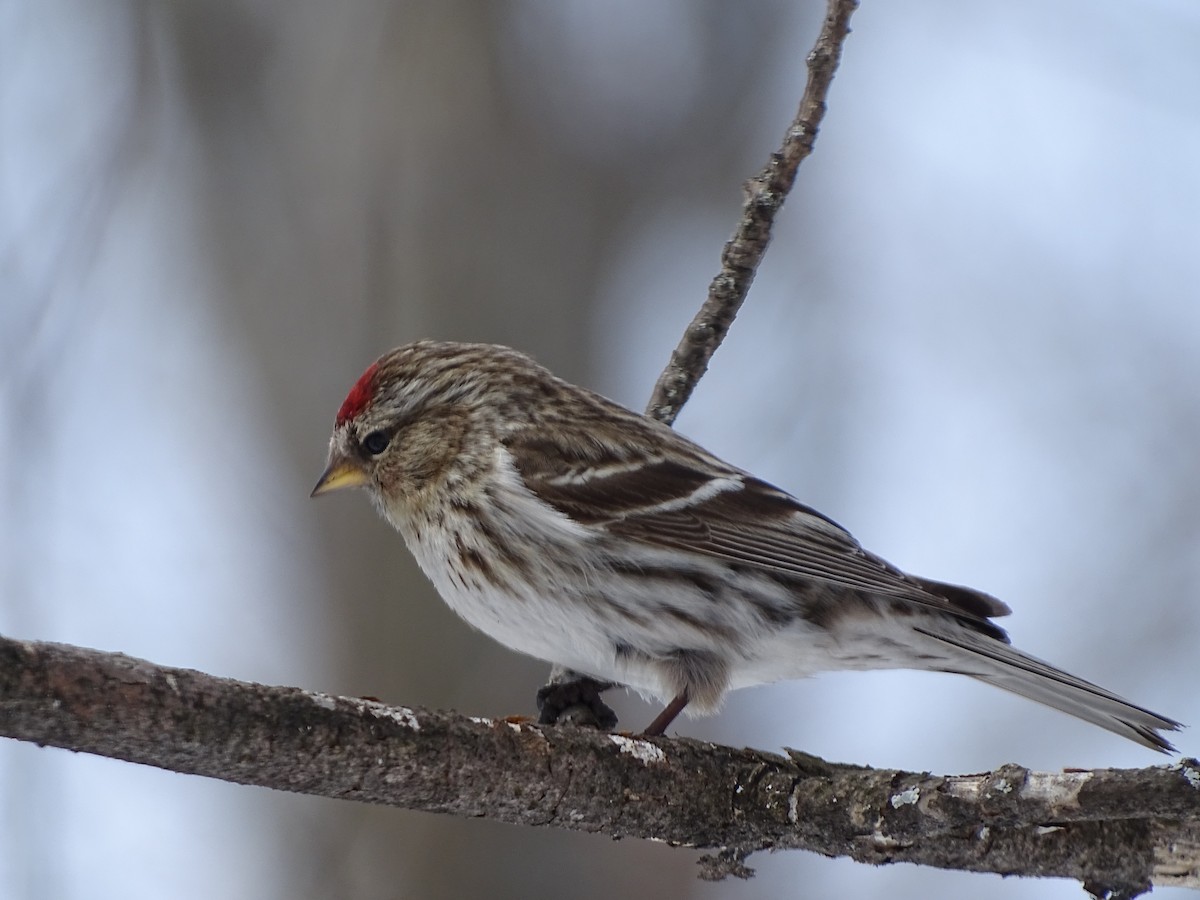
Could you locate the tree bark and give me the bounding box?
[1,635,1197,897]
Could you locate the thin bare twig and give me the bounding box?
[645,0,859,424]
[2,635,1198,895]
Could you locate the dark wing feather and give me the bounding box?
[611,473,1009,621]
[509,430,1010,633]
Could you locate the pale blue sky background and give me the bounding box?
[2,2,1198,898]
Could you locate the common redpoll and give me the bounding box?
[312,340,1180,750]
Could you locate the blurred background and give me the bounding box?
[2,1,1198,898]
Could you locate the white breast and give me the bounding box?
[392,447,631,685]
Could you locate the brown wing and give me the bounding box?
[509,430,1010,633]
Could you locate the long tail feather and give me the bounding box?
[914,626,1182,752]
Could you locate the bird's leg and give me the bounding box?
[536,666,618,730]
[643,691,689,736]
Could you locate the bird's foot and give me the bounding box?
[536,676,618,730]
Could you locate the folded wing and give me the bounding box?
[510,432,1009,637]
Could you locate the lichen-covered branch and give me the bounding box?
[645,0,859,425]
[2,635,1197,896]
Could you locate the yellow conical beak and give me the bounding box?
[311,458,369,497]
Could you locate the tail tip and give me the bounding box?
[1134,717,1184,754]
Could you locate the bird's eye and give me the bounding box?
[361,430,391,456]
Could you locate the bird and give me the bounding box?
[312,340,1181,751]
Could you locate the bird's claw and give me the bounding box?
[536,676,618,730]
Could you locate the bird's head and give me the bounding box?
[311,340,547,515]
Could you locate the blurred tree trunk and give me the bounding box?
[144,2,797,896]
